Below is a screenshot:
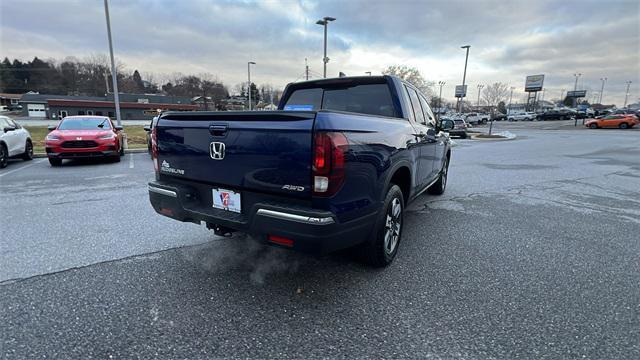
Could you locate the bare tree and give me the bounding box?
[481,82,510,109]
[382,65,434,97]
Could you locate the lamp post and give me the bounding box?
[437,81,445,119]
[316,16,336,78]
[560,89,565,105]
[476,84,484,108]
[599,77,607,104]
[247,61,256,110]
[457,45,471,112]
[103,0,121,127]
[624,81,632,108]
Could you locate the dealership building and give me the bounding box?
[19,93,197,120]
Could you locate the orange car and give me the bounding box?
[585,114,639,129]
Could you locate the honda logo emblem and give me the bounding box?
[210,142,226,160]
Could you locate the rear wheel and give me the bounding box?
[112,154,121,162]
[48,157,62,167]
[0,144,8,168]
[589,123,598,129]
[362,185,404,267]
[428,156,449,195]
[619,123,629,129]
[22,140,33,161]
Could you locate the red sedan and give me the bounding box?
[45,116,124,166]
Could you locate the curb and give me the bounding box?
[33,148,148,158]
[470,133,517,141]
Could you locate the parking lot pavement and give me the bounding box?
[1,130,639,358]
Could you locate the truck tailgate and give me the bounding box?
[156,111,315,199]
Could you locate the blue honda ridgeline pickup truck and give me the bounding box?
[148,75,451,266]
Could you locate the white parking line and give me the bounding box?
[0,158,47,178]
[129,154,135,169]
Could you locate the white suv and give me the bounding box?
[508,112,536,121]
[0,116,33,168]
[465,113,489,125]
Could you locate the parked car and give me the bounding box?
[508,112,536,121]
[148,75,452,267]
[492,113,507,121]
[441,119,468,139]
[0,116,33,168]
[465,112,489,125]
[536,109,574,121]
[143,116,160,154]
[45,115,124,166]
[585,115,639,129]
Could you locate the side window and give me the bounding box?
[0,118,8,128]
[418,95,435,127]
[405,85,426,125]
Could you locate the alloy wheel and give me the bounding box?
[0,146,7,168]
[384,197,402,255]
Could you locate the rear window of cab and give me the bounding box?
[283,83,397,118]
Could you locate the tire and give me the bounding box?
[460,132,467,139]
[428,156,449,195]
[0,143,7,169]
[48,157,62,167]
[112,154,121,163]
[589,123,598,129]
[361,184,404,267]
[119,144,125,156]
[22,140,33,161]
[619,123,629,129]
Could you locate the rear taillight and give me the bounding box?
[312,132,348,197]
[151,126,159,174]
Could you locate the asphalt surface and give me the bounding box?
[1,124,639,359]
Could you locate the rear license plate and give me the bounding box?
[212,188,241,213]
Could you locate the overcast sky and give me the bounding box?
[1,0,639,105]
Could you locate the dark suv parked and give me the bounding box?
[536,110,574,121]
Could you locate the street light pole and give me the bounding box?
[599,77,607,104]
[476,84,484,108]
[316,17,336,78]
[247,61,256,110]
[103,0,121,127]
[624,81,632,108]
[458,45,471,112]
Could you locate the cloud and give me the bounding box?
[0,0,638,105]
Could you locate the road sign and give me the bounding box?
[525,75,544,92]
[455,85,467,98]
[567,90,587,98]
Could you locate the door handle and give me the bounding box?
[209,124,228,137]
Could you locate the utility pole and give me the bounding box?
[437,81,445,120]
[624,81,632,108]
[599,77,607,104]
[247,61,256,110]
[316,17,336,78]
[305,58,309,80]
[103,0,121,126]
[458,45,471,112]
[476,84,484,108]
[560,89,565,105]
